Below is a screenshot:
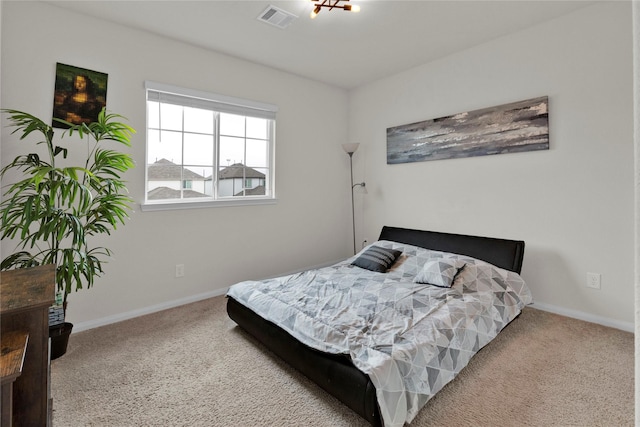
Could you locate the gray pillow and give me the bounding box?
[414,258,466,288]
[352,245,402,273]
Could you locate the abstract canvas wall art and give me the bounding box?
[387,96,549,164]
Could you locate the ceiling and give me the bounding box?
[45,0,594,89]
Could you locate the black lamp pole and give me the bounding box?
[348,151,356,255]
[343,143,364,255]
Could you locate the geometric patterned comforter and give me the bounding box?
[226,240,532,427]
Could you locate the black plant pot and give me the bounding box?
[49,322,73,360]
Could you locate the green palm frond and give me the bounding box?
[0,107,135,308]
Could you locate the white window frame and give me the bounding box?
[141,81,277,211]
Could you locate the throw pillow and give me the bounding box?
[352,245,402,273]
[414,258,466,288]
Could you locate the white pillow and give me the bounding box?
[414,258,466,288]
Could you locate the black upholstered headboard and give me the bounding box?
[378,226,525,273]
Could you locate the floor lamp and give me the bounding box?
[343,143,366,255]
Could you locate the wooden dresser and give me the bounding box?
[1,265,55,427]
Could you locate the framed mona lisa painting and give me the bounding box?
[52,63,108,129]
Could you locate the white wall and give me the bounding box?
[1,1,353,327]
[349,2,634,328]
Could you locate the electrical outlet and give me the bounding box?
[586,272,601,289]
[175,264,185,278]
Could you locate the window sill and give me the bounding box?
[140,197,277,212]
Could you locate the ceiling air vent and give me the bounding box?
[257,5,297,29]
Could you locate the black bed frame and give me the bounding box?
[226,226,525,426]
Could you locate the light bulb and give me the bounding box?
[351,5,360,12]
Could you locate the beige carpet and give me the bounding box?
[51,295,633,426]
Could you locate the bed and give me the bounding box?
[226,226,531,427]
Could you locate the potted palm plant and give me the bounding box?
[0,108,135,359]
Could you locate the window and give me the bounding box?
[143,81,277,210]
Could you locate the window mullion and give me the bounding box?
[213,112,220,200]
[266,120,273,195]
[181,107,185,199]
[242,117,248,195]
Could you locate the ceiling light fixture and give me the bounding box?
[309,0,361,19]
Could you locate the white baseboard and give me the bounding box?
[72,287,229,333]
[71,258,346,334]
[73,288,635,335]
[531,302,634,333]
[75,258,634,336]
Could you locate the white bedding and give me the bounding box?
[227,241,532,427]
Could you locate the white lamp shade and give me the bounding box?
[342,143,360,154]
